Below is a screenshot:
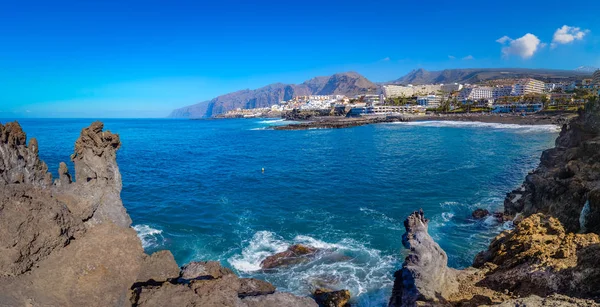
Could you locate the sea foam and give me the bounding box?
[133,224,164,249]
[393,121,561,133]
[228,231,398,303]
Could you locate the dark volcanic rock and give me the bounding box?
[313,288,351,307]
[389,210,458,307]
[504,102,600,234]
[260,244,318,269]
[472,208,490,219]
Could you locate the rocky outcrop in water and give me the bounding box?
[390,211,600,306]
[260,244,318,269]
[0,121,316,307]
[388,210,459,306]
[505,102,600,234]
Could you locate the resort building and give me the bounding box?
[458,86,494,101]
[382,85,415,98]
[511,79,545,96]
[594,70,600,85]
[492,86,513,99]
[382,84,443,98]
[416,95,442,108]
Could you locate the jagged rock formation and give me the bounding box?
[169,72,379,118]
[0,121,316,307]
[389,212,600,306]
[389,210,458,307]
[505,102,600,234]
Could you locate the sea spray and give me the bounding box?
[133,224,164,249]
[228,232,398,304]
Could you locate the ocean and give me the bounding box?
[10,118,559,306]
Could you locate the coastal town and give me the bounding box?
[218,69,600,119]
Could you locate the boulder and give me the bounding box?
[313,288,351,307]
[260,244,318,269]
[238,278,276,297]
[181,261,234,280]
[136,250,181,283]
[472,208,490,219]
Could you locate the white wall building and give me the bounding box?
[511,79,545,96]
[459,87,494,101]
[416,95,442,108]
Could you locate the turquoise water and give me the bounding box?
[8,118,558,306]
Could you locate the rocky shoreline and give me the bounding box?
[388,102,600,306]
[1,101,598,306]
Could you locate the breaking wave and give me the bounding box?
[258,119,286,124]
[133,224,164,249]
[394,121,560,133]
[228,231,398,304]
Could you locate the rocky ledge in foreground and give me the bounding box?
[389,210,600,306]
[0,121,317,307]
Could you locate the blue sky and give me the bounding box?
[1,0,599,118]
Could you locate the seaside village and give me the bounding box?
[222,70,600,118]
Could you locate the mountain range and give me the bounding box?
[169,72,378,118]
[391,68,591,85]
[169,68,593,118]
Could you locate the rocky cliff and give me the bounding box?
[0,121,317,307]
[389,101,600,306]
[504,100,600,234]
[169,72,379,118]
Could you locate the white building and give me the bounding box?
[416,95,442,108]
[441,83,463,93]
[493,86,513,99]
[459,87,494,101]
[382,84,442,98]
[511,79,545,96]
[593,70,600,84]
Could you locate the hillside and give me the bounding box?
[392,68,591,85]
[169,72,379,118]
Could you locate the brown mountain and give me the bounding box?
[169,72,379,118]
[392,68,590,85]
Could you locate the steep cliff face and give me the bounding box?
[0,121,316,307]
[169,72,379,118]
[505,102,600,234]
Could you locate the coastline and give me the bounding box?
[272,111,576,130]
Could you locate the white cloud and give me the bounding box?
[462,55,474,60]
[380,57,391,62]
[496,36,511,44]
[496,33,542,59]
[551,25,589,48]
[448,55,456,60]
